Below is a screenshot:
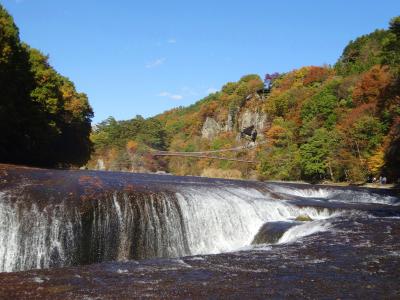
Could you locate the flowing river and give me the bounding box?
[0,165,399,298]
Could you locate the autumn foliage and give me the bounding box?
[352,65,392,105]
[0,5,93,167]
[89,16,400,183]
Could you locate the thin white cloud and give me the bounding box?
[181,86,198,97]
[145,58,166,69]
[158,92,183,100]
[171,94,183,100]
[167,38,177,44]
[206,87,218,94]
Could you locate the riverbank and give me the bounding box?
[264,179,399,191]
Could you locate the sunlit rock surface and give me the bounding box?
[0,164,399,299]
[201,117,221,139]
[239,109,267,132]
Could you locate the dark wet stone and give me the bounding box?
[252,221,298,244]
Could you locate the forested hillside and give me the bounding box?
[92,16,400,183]
[0,5,93,167]
[88,116,168,172]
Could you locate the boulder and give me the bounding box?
[252,221,299,244]
[295,214,313,222]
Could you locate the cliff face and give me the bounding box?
[201,117,221,139]
[201,103,268,139]
[158,84,270,178]
[200,92,268,140]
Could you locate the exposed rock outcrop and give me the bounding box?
[201,117,221,139]
[239,110,267,132]
[225,113,234,132]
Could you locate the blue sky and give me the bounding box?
[2,0,399,123]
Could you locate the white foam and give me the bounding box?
[269,186,333,198]
[33,277,45,283]
[277,220,331,244]
[176,187,336,255]
[268,184,399,206]
[117,269,128,274]
[187,256,204,261]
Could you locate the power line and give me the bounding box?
[152,153,258,163]
[149,141,265,164]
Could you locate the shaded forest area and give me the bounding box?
[0,5,93,167]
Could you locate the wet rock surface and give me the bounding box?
[1,215,399,299]
[0,164,399,299]
[251,221,298,244]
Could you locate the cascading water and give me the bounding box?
[176,187,334,254]
[0,182,336,273]
[267,183,399,205]
[0,191,80,272]
[1,166,399,298]
[86,192,189,262]
[1,167,398,275]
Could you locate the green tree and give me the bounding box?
[300,128,337,181]
[335,29,388,75]
[259,118,301,180]
[301,82,339,129]
[382,16,400,68]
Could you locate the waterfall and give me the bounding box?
[267,183,399,205]
[0,184,337,273]
[176,187,334,255]
[0,191,80,272]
